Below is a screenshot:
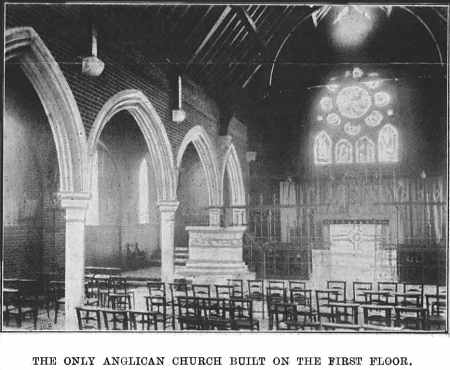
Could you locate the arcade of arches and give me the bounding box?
[3,4,448,332]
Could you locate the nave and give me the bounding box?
[2,4,448,332]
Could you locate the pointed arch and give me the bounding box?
[356,136,376,163]
[220,143,246,226]
[335,138,353,164]
[5,27,88,194]
[88,89,177,202]
[176,126,221,207]
[378,124,399,162]
[314,130,332,165]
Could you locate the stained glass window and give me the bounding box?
[313,67,399,166]
[314,130,332,165]
[138,157,150,224]
[335,139,353,163]
[378,124,399,162]
[356,136,376,163]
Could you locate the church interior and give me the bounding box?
[2,4,448,332]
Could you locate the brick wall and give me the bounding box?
[5,5,250,276]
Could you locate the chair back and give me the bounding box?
[353,282,372,303]
[109,277,128,294]
[288,280,306,292]
[215,285,232,299]
[230,298,253,320]
[148,281,166,298]
[290,288,313,314]
[102,309,129,330]
[227,279,244,298]
[268,280,285,290]
[378,281,398,293]
[128,310,158,330]
[192,284,211,299]
[76,306,101,330]
[247,280,264,299]
[327,280,346,301]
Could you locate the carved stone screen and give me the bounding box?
[328,222,395,283]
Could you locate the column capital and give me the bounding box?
[158,200,179,213]
[58,192,90,223]
[58,192,90,209]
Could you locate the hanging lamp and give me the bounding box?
[82,23,105,77]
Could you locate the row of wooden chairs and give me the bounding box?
[76,306,159,330]
[84,275,135,309]
[75,296,260,331]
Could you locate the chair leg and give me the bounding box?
[54,303,59,324]
[4,310,10,326]
[33,309,38,330]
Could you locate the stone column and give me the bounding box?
[158,200,179,283]
[59,192,89,330]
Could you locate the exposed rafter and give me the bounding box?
[232,6,266,52]
[186,6,231,67]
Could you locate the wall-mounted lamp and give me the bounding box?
[82,24,105,77]
[172,74,186,123]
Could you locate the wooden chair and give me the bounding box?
[146,296,172,330]
[327,280,346,302]
[3,289,38,329]
[402,283,424,306]
[425,294,446,330]
[90,275,109,306]
[102,309,129,330]
[394,306,426,330]
[227,279,244,298]
[177,296,201,330]
[199,298,230,330]
[107,277,133,309]
[230,298,259,331]
[192,284,211,299]
[315,290,339,323]
[328,302,359,325]
[215,285,232,300]
[361,304,393,327]
[76,306,101,330]
[289,288,316,324]
[128,310,158,331]
[352,281,372,304]
[147,281,172,326]
[170,282,188,328]
[377,282,398,305]
[84,277,100,306]
[247,280,265,318]
[47,281,65,324]
[288,280,306,292]
[266,287,286,330]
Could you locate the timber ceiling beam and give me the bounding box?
[186,6,232,68]
[231,6,267,53]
